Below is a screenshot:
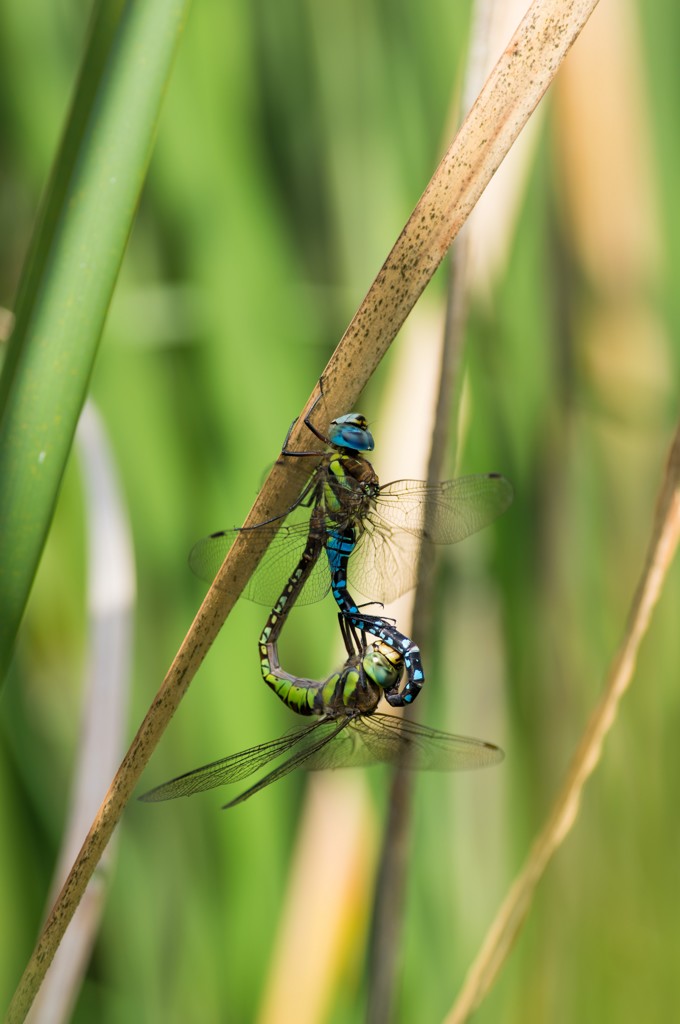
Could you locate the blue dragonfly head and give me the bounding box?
[328,412,374,452]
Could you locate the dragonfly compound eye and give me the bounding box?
[363,643,403,690]
[329,413,375,452]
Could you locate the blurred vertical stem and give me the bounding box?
[444,420,680,1022]
[0,0,191,683]
[26,401,135,1024]
[366,1,496,1016]
[366,235,473,1024]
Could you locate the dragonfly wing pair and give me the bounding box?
[189,473,513,608]
[189,518,332,607]
[140,718,348,806]
[341,473,513,605]
[140,712,504,808]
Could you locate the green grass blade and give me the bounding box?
[0,0,192,683]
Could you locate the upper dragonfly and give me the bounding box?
[190,397,513,705]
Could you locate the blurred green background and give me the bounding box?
[1,0,679,1022]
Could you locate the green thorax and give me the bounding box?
[320,451,379,522]
[318,653,383,714]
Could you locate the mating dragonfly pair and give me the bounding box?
[141,398,512,808]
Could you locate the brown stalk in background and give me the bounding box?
[445,421,680,1022]
[366,226,472,1024]
[364,0,495,1011]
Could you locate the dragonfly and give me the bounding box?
[190,396,513,706]
[139,619,504,809]
[257,496,408,715]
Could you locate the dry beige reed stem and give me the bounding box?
[6,0,601,1020]
[445,421,680,1024]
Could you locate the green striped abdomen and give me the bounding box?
[259,642,383,718]
[258,529,324,715]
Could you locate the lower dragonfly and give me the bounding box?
[139,619,503,809]
[190,396,513,706]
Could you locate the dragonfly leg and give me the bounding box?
[338,613,359,658]
[280,392,330,455]
[337,609,392,659]
[281,390,374,456]
[239,469,320,532]
[301,390,329,444]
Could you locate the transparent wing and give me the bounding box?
[222,719,350,808]
[139,713,502,808]
[347,523,423,605]
[301,722,381,769]
[188,473,512,609]
[302,713,503,771]
[374,474,513,542]
[347,474,513,603]
[139,719,335,801]
[188,519,332,607]
[349,714,504,770]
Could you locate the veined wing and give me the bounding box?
[345,474,513,603]
[139,719,336,802]
[347,523,423,605]
[347,714,504,770]
[139,714,501,808]
[188,519,332,607]
[374,474,513,543]
[300,713,503,771]
[223,719,351,808]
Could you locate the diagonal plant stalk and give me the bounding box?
[445,420,680,1023]
[5,0,600,1019]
